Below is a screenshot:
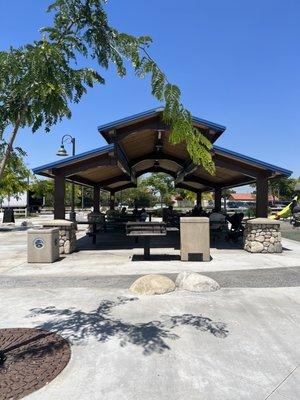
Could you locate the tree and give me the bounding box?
[269,177,300,200]
[0,0,214,182]
[30,178,82,207]
[116,187,156,208]
[141,173,175,206]
[0,144,30,199]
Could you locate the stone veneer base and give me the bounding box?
[42,220,77,255]
[244,218,282,253]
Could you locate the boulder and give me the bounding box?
[175,271,220,292]
[274,242,282,253]
[250,242,264,253]
[130,274,175,295]
[21,220,33,227]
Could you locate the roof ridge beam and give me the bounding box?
[129,152,186,168]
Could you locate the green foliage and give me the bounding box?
[140,173,175,204]
[30,179,54,206]
[0,144,30,198]
[0,40,103,135]
[116,187,156,208]
[30,178,82,206]
[269,177,300,200]
[176,189,196,202]
[1,0,214,183]
[42,0,214,172]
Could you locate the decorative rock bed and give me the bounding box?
[42,220,77,254]
[244,218,282,253]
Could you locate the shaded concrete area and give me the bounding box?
[0,287,299,400]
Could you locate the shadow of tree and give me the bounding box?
[28,297,228,355]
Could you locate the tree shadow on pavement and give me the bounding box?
[27,297,228,355]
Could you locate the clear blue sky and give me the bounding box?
[1,0,299,177]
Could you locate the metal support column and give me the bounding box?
[196,192,202,207]
[93,185,100,213]
[54,173,65,219]
[214,187,222,211]
[256,176,269,218]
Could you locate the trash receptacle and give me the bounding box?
[3,208,15,223]
[180,217,210,262]
[27,228,60,263]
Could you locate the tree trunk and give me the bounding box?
[0,121,21,180]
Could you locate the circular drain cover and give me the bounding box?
[0,328,71,400]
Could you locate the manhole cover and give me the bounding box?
[0,328,71,400]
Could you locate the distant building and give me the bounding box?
[0,191,43,211]
[228,193,278,202]
[228,193,255,202]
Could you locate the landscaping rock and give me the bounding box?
[21,220,33,227]
[175,271,220,292]
[250,242,264,253]
[130,274,175,295]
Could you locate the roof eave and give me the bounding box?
[214,145,293,177]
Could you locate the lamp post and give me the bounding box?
[56,134,76,221]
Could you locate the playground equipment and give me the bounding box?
[291,184,300,227]
[270,183,300,223]
[272,202,293,220]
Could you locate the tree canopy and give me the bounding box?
[0,0,214,185]
[269,177,300,200]
[0,144,30,199]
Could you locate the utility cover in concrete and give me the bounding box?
[176,271,220,292]
[130,274,175,295]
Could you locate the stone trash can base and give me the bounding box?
[42,220,77,255]
[244,218,282,253]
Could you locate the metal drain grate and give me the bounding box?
[0,328,71,400]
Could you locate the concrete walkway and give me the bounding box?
[0,224,300,399]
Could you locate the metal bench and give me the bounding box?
[126,222,167,260]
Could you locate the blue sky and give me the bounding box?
[0,0,299,178]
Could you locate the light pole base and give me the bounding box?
[69,211,76,222]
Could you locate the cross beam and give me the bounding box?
[180,174,219,189]
[175,182,200,193]
[96,174,132,187]
[129,152,186,168]
[109,182,137,193]
[175,162,198,185]
[135,167,177,178]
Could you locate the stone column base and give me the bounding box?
[244,218,282,253]
[42,220,77,254]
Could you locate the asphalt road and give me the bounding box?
[1,266,300,289]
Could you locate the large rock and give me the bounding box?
[250,242,264,253]
[175,271,220,292]
[130,274,175,295]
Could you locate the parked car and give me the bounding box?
[153,203,167,210]
[226,201,240,209]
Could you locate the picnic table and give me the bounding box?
[77,220,99,244]
[126,222,167,260]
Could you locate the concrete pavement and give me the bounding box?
[0,286,299,400]
[0,223,299,399]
